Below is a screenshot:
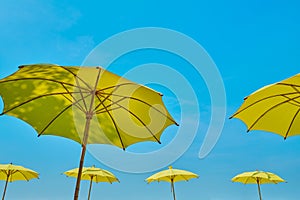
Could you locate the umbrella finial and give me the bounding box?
[169,166,173,169]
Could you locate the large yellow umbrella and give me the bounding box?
[0,163,39,200]
[64,165,119,200]
[232,170,285,200]
[0,64,178,199]
[230,73,300,139]
[146,166,198,200]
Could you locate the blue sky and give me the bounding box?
[0,0,300,199]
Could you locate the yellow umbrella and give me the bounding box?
[230,73,300,139]
[64,165,119,200]
[0,163,39,200]
[146,166,198,200]
[232,170,285,200]
[0,64,178,200]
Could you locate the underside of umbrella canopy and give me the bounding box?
[0,64,178,149]
[230,73,300,139]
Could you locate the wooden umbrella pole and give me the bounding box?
[87,176,94,200]
[257,180,262,200]
[74,67,102,200]
[74,114,92,200]
[74,144,87,200]
[171,180,176,200]
[2,174,9,200]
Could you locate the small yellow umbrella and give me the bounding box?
[146,166,198,200]
[0,163,39,200]
[232,170,285,200]
[230,73,300,139]
[64,165,119,200]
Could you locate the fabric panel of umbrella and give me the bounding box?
[0,64,178,200]
[232,170,285,200]
[230,73,300,139]
[0,163,39,200]
[146,166,198,200]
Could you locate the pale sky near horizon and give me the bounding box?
[0,1,300,199]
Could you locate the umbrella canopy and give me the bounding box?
[230,73,300,139]
[232,170,285,200]
[64,166,119,200]
[146,166,198,200]
[0,163,39,200]
[0,64,178,200]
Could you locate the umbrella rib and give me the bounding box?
[289,85,300,106]
[0,91,88,115]
[98,103,126,150]
[92,86,126,149]
[59,66,95,91]
[74,76,89,112]
[98,92,178,126]
[13,170,32,181]
[277,82,300,88]
[97,83,178,125]
[94,96,126,113]
[38,104,73,136]
[97,83,136,92]
[38,91,95,136]
[105,176,113,184]
[95,104,122,114]
[247,95,300,131]
[94,87,163,144]
[4,170,12,182]
[230,91,300,118]
[0,77,89,92]
[93,84,124,113]
[93,83,138,114]
[98,82,160,95]
[96,107,120,114]
[284,108,300,139]
[61,84,87,113]
[96,96,161,144]
[176,175,189,182]
[244,175,255,184]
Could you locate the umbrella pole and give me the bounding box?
[74,70,101,200]
[74,114,93,200]
[257,180,262,200]
[2,174,9,200]
[87,176,94,200]
[74,144,87,200]
[171,180,176,200]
